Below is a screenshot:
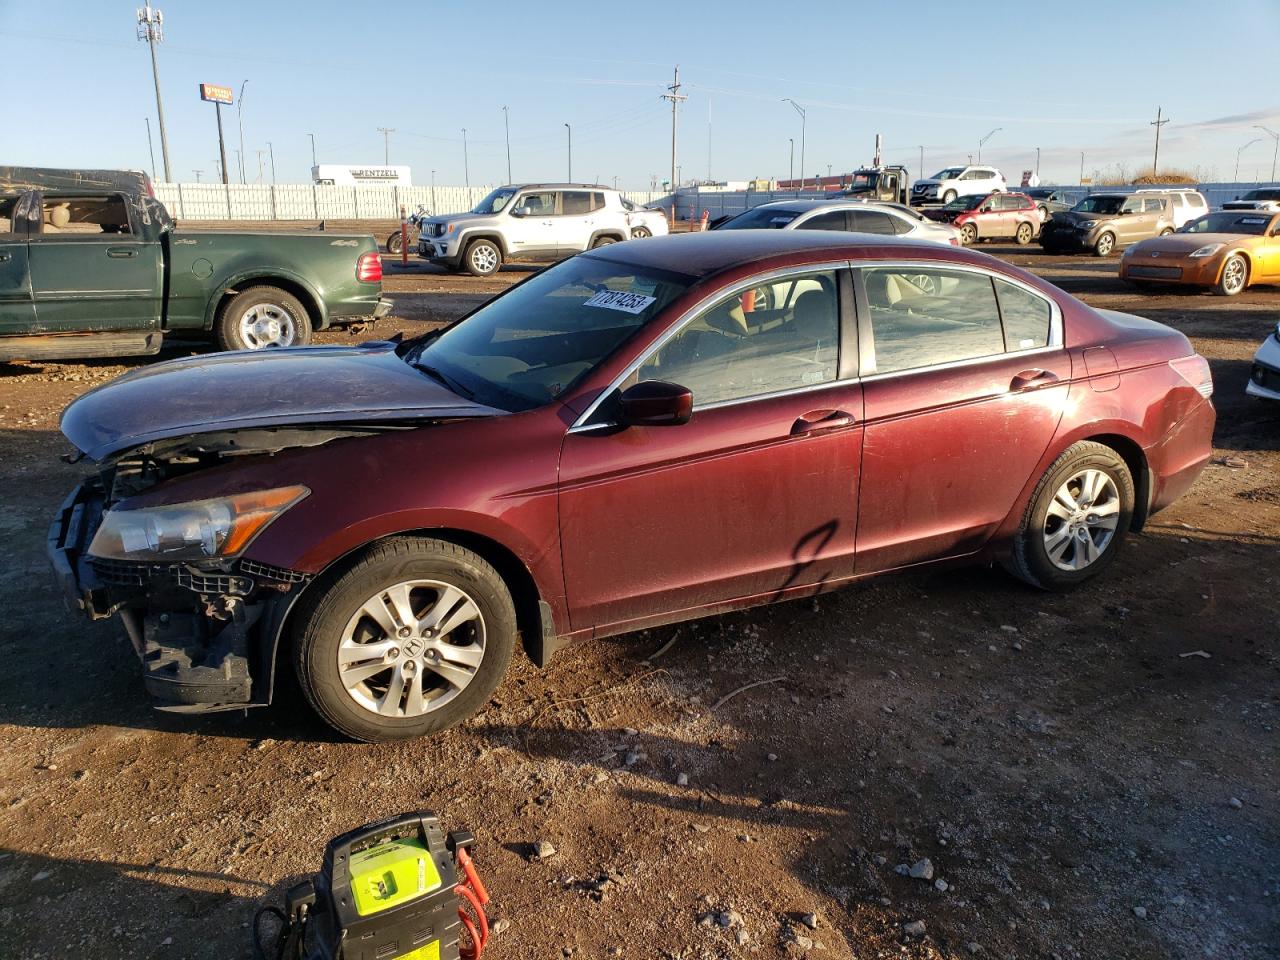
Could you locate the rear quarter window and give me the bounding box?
[994,279,1052,351]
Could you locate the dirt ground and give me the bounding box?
[0,244,1277,960]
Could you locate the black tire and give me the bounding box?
[292,537,517,742]
[386,232,403,255]
[631,226,652,239]
[463,239,502,277]
[1213,254,1248,296]
[591,235,619,248]
[1093,231,1116,257]
[960,222,978,245]
[215,285,313,351]
[1159,227,1175,237]
[1015,221,1034,245]
[942,189,957,204]
[1003,441,1135,591]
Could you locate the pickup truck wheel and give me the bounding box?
[1015,221,1034,245]
[464,239,502,277]
[293,537,517,742]
[1003,441,1134,591]
[216,286,312,351]
[630,226,652,239]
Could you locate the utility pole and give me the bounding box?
[145,117,157,181]
[978,127,1001,162]
[136,5,172,181]
[461,129,469,188]
[1150,107,1169,176]
[267,141,276,184]
[660,65,687,192]
[784,99,806,189]
[564,123,572,181]
[1235,138,1261,182]
[430,170,437,214]
[918,145,924,183]
[308,132,317,171]
[788,138,794,184]
[502,106,512,183]
[707,96,712,183]
[377,127,395,165]
[1254,125,1279,182]
[193,169,202,182]
[1080,151,1085,185]
[233,149,242,185]
[237,79,249,183]
[1035,146,1041,178]
[254,149,266,184]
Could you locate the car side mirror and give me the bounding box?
[619,380,692,427]
[510,208,527,218]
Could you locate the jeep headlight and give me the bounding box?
[88,486,309,561]
[1189,243,1224,258]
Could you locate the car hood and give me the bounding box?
[425,210,494,228]
[913,178,943,187]
[1054,211,1111,227]
[1130,232,1250,256]
[60,342,504,462]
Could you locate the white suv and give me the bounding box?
[1135,188,1208,229]
[911,165,1006,205]
[418,183,668,276]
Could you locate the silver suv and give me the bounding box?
[418,183,668,276]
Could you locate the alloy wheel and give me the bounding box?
[1042,469,1120,572]
[1222,256,1247,294]
[337,579,486,718]
[470,244,499,274]
[237,303,298,349]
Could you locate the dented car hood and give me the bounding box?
[61,342,503,462]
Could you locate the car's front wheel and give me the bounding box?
[463,239,503,277]
[215,286,313,351]
[1004,441,1134,590]
[1093,231,1116,257]
[292,537,516,742]
[1015,221,1034,245]
[942,189,957,204]
[960,223,977,245]
[1214,254,1248,296]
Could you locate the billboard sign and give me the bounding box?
[199,83,234,105]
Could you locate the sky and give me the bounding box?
[4,0,1280,189]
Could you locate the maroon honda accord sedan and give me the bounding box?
[49,231,1215,741]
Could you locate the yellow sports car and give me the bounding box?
[1120,210,1280,296]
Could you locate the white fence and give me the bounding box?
[154,182,671,221]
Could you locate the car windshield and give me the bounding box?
[403,256,693,412]
[1180,213,1275,235]
[945,195,985,211]
[931,168,964,180]
[471,187,517,214]
[1073,196,1126,215]
[715,207,802,229]
[848,172,877,187]
[1242,189,1280,201]
[1025,189,1051,199]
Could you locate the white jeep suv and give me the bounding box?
[418,183,668,276]
[911,165,1006,205]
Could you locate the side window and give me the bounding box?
[590,192,606,212]
[803,211,848,231]
[560,191,593,215]
[887,213,913,235]
[39,195,132,235]
[849,210,896,234]
[1170,194,1184,208]
[0,197,16,236]
[1143,198,1167,213]
[998,195,1020,211]
[1188,194,1206,209]
[961,170,980,180]
[636,271,840,406]
[1120,198,1142,214]
[994,279,1052,351]
[862,267,1005,375]
[514,191,555,216]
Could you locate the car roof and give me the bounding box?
[585,230,974,279]
[747,199,906,213]
[499,182,612,191]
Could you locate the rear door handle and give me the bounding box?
[791,409,856,436]
[106,247,138,259]
[1010,369,1060,392]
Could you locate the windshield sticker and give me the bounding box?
[1239,217,1267,224]
[770,216,794,224]
[583,289,657,314]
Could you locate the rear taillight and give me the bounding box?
[357,251,382,283]
[1169,355,1213,398]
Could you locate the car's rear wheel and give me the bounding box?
[215,285,312,351]
[292,537,516,742]
[1093,231,1116,257]
[960,223,978,245]
[631,226,652,239]
[464,239,502,277]
[942,190,957,204]
[1004,441,1134,590]
[1015,221,1034,245]
[591,235,618,248]
[1214,255,1248,296]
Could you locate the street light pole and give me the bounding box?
[236,79,249,184]
[377,127,395,165]
[918,145,924,183]
[1236,138,1261,182]
[136,5,172,182]
[308,133,317,169]
[788,138,794,184]
[145,117,157,181]
[267,141,276,184]
[977,127,1001,162]
[1254,125,1280,182]
[784,99,806,189]
[564,123,572,181]
[461,129,469,188]
[502,106,512,183]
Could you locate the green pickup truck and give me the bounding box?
[0,167,391,360]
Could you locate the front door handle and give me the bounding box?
[1010,369,1060,392]
[791,409,856,437]
[106,247,138,259]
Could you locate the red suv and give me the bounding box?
[926,191,1042,245]
[49,232,1215,741]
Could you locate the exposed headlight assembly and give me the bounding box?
[88,486,309,562]
[1189,243,1225,258]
